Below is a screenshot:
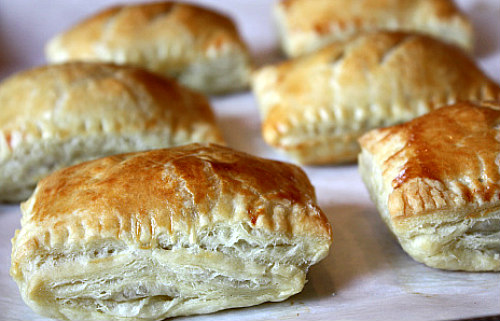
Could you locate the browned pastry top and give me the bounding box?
[20,144,331,252]
[359,101,500,218]
[46,1,245,63]
[279,0,467,32]
[0,62,222,150]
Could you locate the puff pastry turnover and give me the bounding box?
[252,32,500,165]
[45,1,252,95]
[275,0,473,57]
[358,101,500,271]
[10,143,332,321]
[0,62,224,202]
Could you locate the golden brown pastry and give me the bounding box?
[252,32,500,165]
[274,0,473,57]
[45,1,252,95]
[0,62,224,202]
[10,143,332,321]
[358,101,500,271]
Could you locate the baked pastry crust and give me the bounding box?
[45,1,252,94]
[275,0,473,57]
[252,32,500,165]
[0,62,224,202]
[10,143,332,321]
[358,101,500,271]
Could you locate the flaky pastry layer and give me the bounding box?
[11,143,332,320]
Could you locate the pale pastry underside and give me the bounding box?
[17,224,325,321]
[397,212,500,271]
[47,38,252,95]
[0,127,218,203]
[359,148,500,271]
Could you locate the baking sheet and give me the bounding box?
[0,0,499,320]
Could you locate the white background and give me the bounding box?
[0,0,499,320]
